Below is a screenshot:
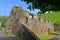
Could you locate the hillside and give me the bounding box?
[39,11,60,24]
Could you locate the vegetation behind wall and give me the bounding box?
[38,11,60,31]
[0,16,8,27]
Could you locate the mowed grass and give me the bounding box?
[39,11,60,24]
[40,34,56,40]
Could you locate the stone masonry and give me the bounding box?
[6,6,54,40]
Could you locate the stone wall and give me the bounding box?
[6,6,54,40]
[54,24,60,32]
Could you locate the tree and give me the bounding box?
[0,16,8,27]
[22,0,60,13]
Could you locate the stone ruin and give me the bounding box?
[5,6,54,40]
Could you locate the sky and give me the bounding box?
[0,0,39,16]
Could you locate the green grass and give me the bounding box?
[40,34,56,40]
[0,26,3,31]
[10,34,56,40]
[39,11,60,24]
[51,31,60,35]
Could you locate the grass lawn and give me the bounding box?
[40,34,56,40]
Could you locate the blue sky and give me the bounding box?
[0,0,39,16]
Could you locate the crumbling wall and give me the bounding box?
[6,6,54,39]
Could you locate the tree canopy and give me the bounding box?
[22,0,60,13]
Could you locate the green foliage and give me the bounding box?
[22,0,60,13]
[0,26,3,31]
[39,11,60,24]
[0,16,8,27]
